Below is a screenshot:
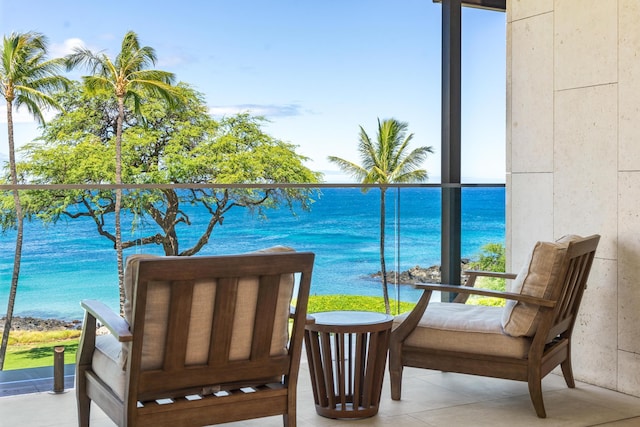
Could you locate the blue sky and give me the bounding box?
[0,0,506,183]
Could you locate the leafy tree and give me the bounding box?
[467,242,507,294]
[468,242,505,273]
[2,82,321,310]
[328,118,433,314]
[65,31,183,305]
[0,31,68,369]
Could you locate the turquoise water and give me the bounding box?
[0,187,505,320]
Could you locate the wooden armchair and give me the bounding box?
[389,234,599,418]
[76,248,314,427]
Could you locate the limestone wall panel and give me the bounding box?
[572,259,618,389]
[553,84,618,258]
[619,0,640,171]
[511,13,553,173]
[508,172,553,271]
[509,0,553,22]
[554,0,617,91]
[618,172,640,354]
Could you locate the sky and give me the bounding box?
[0,0,506,183]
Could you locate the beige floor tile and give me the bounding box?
[596,418,640,427]
[2,369,640,427]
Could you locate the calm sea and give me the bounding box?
[0,187,505,320]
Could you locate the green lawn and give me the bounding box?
[307,294,415,315]
[5,339,79,370]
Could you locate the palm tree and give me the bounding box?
[65,31,182,311]
[0,31,69,369]
[328,118,433,314]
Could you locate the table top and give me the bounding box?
[308,311,394,327]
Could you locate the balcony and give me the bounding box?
[3,184,639,425]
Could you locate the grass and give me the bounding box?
[2,295,417,371]
[307,294,415,315]
[3,330,81,370]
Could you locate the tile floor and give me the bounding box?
[2,363,640,427]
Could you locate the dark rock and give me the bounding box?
[370,260,471,285]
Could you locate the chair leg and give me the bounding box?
[561,343,576,388]
[527,372,547,418]
[389,362,403,401]
[561,359,576,389]
[283,404,296,427]
[389,341,403,400]
[76,371,91,427]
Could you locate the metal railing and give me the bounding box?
[0,183,505,321]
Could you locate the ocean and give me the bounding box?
[0,187,505,321]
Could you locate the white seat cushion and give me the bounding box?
[92,334,126,400]
[395,303,532,358]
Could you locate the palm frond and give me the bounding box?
[392,169,429,183]
[82,75,114,94]
[357,126,378,170]
[14,95,45,124]
[14,86,62,121]
[327,156,368,181]
[65,48,108,74]
[130,69,175,85]
[1,31,68,123]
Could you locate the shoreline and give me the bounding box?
[0,316,82,332]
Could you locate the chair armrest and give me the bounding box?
[390,287,433,343]
[414,283,556,308]
[81,299,133,342]
[464,270,518,280]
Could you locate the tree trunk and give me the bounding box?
[380,188,391,314]
[115,97,125,315]
[0,101,24,370]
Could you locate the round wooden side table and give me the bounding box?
[304,310,394,419]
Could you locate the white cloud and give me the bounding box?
[209,104,303,118]
[50,37,86,57]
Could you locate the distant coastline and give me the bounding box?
[0,316,82,331]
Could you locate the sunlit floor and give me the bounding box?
[2,362,640,427]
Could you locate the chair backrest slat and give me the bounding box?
[558,257,582,320]
[163,280,195,372]
[209,277,239,365]
[251,274,281,360]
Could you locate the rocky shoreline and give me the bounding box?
[0,316,82,332]
[370,261,471,285]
